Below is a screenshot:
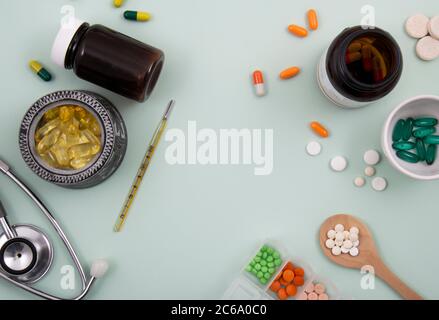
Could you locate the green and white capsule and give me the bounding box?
[29,60,52,81]
[123,10,151,21]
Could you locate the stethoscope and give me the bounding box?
[0,159,108,300]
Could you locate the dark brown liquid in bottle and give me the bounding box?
[66,24,164,102]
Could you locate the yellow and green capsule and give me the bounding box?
[29,60,52,82]
[123,10,151,22]
[113,0,124,8]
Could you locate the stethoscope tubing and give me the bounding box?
[0,160,94,300]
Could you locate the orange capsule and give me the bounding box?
[307,9,319,30]
[288,24,308,37]
[279,66,300,80]
[252,70,265,96]
[345,52,362,64]
[310,121,329,138]
[361,45,373,72]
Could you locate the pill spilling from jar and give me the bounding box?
[35,105,102,170]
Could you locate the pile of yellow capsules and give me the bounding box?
[35,105,102,170]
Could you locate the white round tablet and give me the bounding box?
[343,240,353,249]
[306,141,322,156]
[325,239,335,249]
[349,232,359,242]
[327,229,336,239]
[343,230,350,239]
[405,14,430,38]
[334,224,344,232]
[354,177,365,187]
[353,240,360,247]
[364,166,376,177]
[330,156,348,172]
[335,239,343,247]
[428,16,439,40]
[363,150,381,166]
[416,36,439,61]
[332,246,342,256]
[371,177,388,191]
[335,231,344,241]
[341,246,350,254]
[349,247,359,257]
[349,227,359,234]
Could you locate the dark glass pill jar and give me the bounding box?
[51,19,164,102]
[317,26,403,108]
[19,90,128,189]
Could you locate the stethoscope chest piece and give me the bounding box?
[0,224,53,284]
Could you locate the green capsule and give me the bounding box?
[416,139,426,161]
[414,117,438,127]
[123,10,151,21]
[413,127,436,138]
[426,144,437,165]
[392,119,405,142]
[396,150,419,163]
[392,141,415,151]
[402,118,413,141]
[29,60,52,82]
[424,135,439,145]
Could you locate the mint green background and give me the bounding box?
[0,0,438,300]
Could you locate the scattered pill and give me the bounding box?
[310,121,329,138]
[252,70,266,97]
[334,224,344,232]
[306,141,322,156]
[113,0,124,8]
[371,177,387,192]
[124,10,151,21]
[354,177,365,187]
[327,229,336,239]
[29,60,52,82]
[364,166,376,177]
[363,149,381,166]
[325,239,335,249]
[416,36,439,61]
[307,9,319,30]
[280,66,301,79]
[349,247,359,257]
[405,14,430,38]
[330,156,348,172]
[428,16,439,40]
[288,24,308,37]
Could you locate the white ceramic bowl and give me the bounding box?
[382,95,439,180]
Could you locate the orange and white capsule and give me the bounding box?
[310,121,329,138]
[252,70,266,96]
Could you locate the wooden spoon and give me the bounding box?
[319,214,423,300]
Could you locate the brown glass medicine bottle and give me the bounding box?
[51,19,164,102]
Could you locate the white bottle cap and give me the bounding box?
[51,18,85,68]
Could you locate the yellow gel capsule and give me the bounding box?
[82,129,101,146]
[114,0,124,8]
[35,118,60,142]
[50,145,70,167]
[59,106,74,122]
[70,156,93,170]
[37,128,61,154]
[68,143,100,159]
